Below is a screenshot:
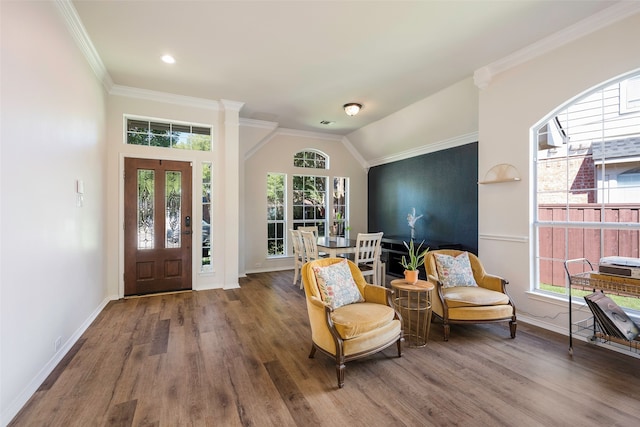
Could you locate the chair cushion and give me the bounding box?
[312,258,364,309]
[443,286,510,308]
[330,302,396,339]
[434,252,477,288]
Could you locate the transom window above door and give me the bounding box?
[126,117,212,151]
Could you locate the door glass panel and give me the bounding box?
[202,162,212,268]
[166,171,182,248]
[137,169,155,249]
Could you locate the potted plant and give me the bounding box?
[400,240,429,284]
[331,212,350,239]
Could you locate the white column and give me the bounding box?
[220,99,244,289]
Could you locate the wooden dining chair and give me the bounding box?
[290,229,306,288]
[354,232,384,285]
[299,225,327,257]
[298,225,319,237]
[300,230,321,263]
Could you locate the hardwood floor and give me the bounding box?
[9,270,640,426]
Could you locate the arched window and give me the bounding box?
[293,150,328,169]
[266,149,350,258]
[533,71,640,312]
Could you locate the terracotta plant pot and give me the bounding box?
[404,269,418,284]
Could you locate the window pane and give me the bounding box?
[126,118,211,152]
[293,150,328,169]
[150,121,171,135]
[127,119,149,145]
[165,171,181,248]
[191,134,211,151]
[137,169,155,249]
[150,122,171,147]
[171,124,191,149]
[333,177,349,237]
[293,173,328,236]
[128,120,149,132]
[267,173,285,256]
[535,73,640,313]
[202,162,212,268]
[150,134,171,148]
[127,133,149,146]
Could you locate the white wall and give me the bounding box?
[106,93,224,297]
[244,131,368,273]
[0,2,107,423]
[3,2,639,424]
[347,77,479,166]
[478,13,640,333]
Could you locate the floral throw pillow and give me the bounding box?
[312,259,364,309]
[434,252,478,288]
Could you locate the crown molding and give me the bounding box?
[220,99,245,112]
[340,136,369,171]
[367,132,479,168]
[275,128,371,169]
[276,127,345,141]
[242,125,369,171]
[240,118,280,130]
[109,85,220,109]
[55,0,113,91]
[474,2,640,89]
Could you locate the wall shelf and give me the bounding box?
[478,163,521,184]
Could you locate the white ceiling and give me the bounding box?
[72,0,623,136]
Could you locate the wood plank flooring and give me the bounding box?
[9,270,640,426]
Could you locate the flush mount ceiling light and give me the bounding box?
[161,54,176,64]
[343,103,362,116]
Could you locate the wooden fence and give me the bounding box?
[539,204,640,286]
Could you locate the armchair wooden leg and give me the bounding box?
[308,344,316,358]
[509,320,517,339]
[396,336,403,357]
[336,363,345,388]
[443,323,450,341]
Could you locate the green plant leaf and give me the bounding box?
[399,240,429,270]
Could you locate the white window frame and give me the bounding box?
[533,72,640,313]
[292,174,328,236]
[267,172,287,258]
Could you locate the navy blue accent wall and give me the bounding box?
[368,142,478,254]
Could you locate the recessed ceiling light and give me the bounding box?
[161,54,175,64]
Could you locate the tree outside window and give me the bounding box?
[267,173,286,256]
[293,175,327,235]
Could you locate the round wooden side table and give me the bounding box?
[390,279,434,348]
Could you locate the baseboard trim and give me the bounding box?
[2,296,114,426]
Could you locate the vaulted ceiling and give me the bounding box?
[72,1,624,139]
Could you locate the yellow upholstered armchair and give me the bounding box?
[301,257,403,388]
[424,249,516,341]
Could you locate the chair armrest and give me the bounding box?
[478,273,508,293]
[429,275,446,301]
[363,284,393,306]
[309,295,333,311]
